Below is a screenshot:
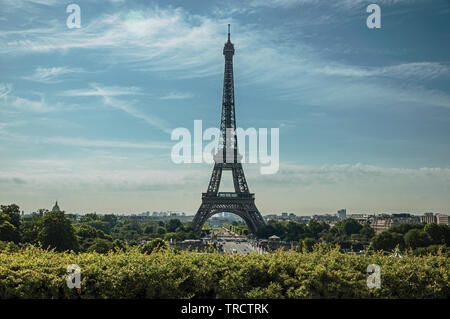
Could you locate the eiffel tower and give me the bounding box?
[192,25,265,234]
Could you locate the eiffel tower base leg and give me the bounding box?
[192,198,265,235]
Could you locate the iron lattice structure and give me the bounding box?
[192,25,266,234]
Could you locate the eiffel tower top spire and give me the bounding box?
[218,24,239,163]
[223,24,235,57]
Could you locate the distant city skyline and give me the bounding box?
[1,0,450,215]
[19,201,446,218]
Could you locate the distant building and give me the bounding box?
[337,209,347,220]
[436,215,449,225]
[421,212,436,224]
[51,201,61,212]
[349,214,371,224]
[372,218,393,234]
[372,215,420,234]
[311,214,338,224]
[392,213,412,218]
[281,212,288,218]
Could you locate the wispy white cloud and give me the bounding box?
[1,0,60,11]
[62,83,171,133]
[22,66,85,83]
[45,136,171,149]
[0,120,25,131]
[312,62,450,81]
[249,0,425,9]
[160,91,195,100]
[253,162,450,186]
[0,83,12,98]
[0,156,202,194]
[0,129,171,150]
[379,63,450,81]
[8,96,56,112]
[3,0,59,6]
[1,5,448,114]
[238,45,450,108]
[0,7,225,79]
[102,94,172,134]
[1,82,57,113]
[61,84,143,97]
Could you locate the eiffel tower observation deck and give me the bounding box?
[192,25,266,234]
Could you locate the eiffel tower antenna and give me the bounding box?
[192,25,265,235]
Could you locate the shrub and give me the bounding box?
[140,238,167,254]
[0,245,448,299]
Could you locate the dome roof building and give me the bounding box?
[51,201,61,212]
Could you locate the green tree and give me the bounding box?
[0,217,19,243]
[75,224,98,241]
[156,226,166,235]
[74,224,104,251]
[101,214,118,230]
[286,221,306,241]
[19,212,44,244]
[371,231,404,251]
[144,224,155,234]
[350,233,364,242]
[0,204,21,229]
[390,223,423,235]
[79,213,99,223]
[166,219,183,233]
[0,204,21,243]
[359,224,375,240]
[37,211,78,252]
[87,238,113,254]
[307,220,330,239]
[335,219,363,237]
[424,223,447,245]
[404,229,431,249]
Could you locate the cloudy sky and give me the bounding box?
[1,0,449,215]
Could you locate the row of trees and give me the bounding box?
[256,218,450,252]
[0,204,198,253]
[223,222,249,236]
[371,222,450,252]
[2,203,449,254]
[256,218,375,249]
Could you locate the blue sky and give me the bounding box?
[0,0,449,215]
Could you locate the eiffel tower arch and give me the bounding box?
[192,25,265,235]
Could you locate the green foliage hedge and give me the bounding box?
[0,245,448,299]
